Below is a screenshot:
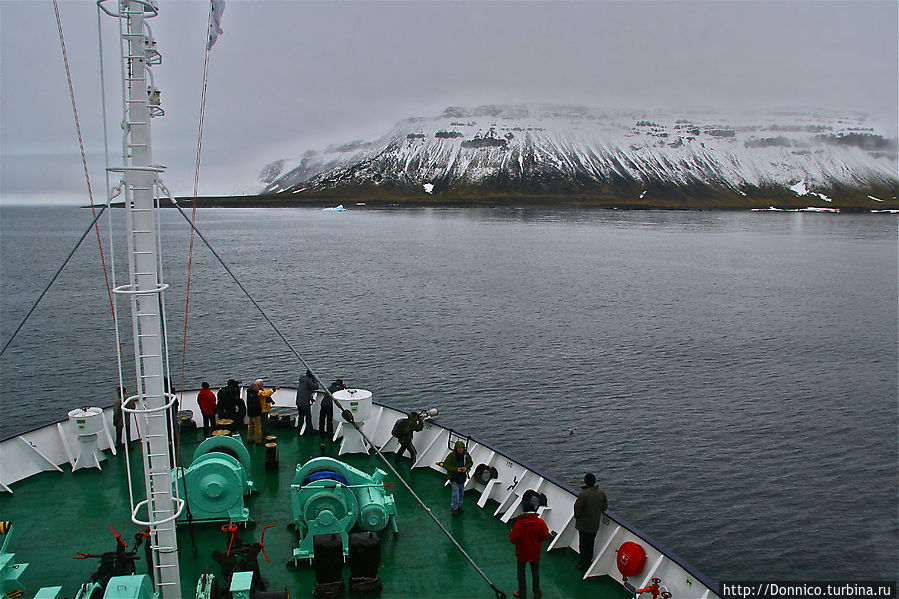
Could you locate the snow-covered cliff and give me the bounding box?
[259,105,897,205]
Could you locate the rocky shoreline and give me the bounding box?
[135,183,898,212]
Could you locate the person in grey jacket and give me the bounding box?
[573,472,608,571]
[295,369,319,435]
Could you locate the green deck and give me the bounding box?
[1,425,630,598]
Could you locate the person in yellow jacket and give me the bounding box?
[255,378,280,440]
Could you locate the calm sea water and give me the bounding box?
[1,205,897,582]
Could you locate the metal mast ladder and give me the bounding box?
[100,1,182,597]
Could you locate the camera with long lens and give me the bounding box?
[415,408,439,420]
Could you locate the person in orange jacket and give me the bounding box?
[509,499,549,598]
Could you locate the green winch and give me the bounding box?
[290,457,398,562]
[77,575,156,599]
[0,522,27,599]
[172,435,255,524]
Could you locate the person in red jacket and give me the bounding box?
[509,499,550,598]
[197,381,217,437]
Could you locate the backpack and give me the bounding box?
[391,418,408,438]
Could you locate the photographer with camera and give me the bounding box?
[392,411,424,464]
[295,369,320,436]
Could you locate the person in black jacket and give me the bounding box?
[113,386,131,448]
[295,370,319,435]
[216,379,241,421]
[320,378,346,439]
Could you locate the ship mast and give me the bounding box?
[100,1,182,596]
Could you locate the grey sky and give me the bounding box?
[1,0,896,204]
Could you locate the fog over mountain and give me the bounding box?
[2,2,896,204]
[259,105,897,209]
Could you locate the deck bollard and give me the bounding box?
[216,418,236,435]
[265,440,279,470]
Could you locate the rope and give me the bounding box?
[177,0,215,414]
[97,0,129,424]
[162,195,506,598]
[1,206,108,357]
[54,0,94,205]
[174,5,217,547]
[53,0,121,354]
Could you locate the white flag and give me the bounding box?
[208,0,226,49]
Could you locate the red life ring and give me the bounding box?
[616,541,647,578]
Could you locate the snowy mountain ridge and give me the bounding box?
[259,105,897,206]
